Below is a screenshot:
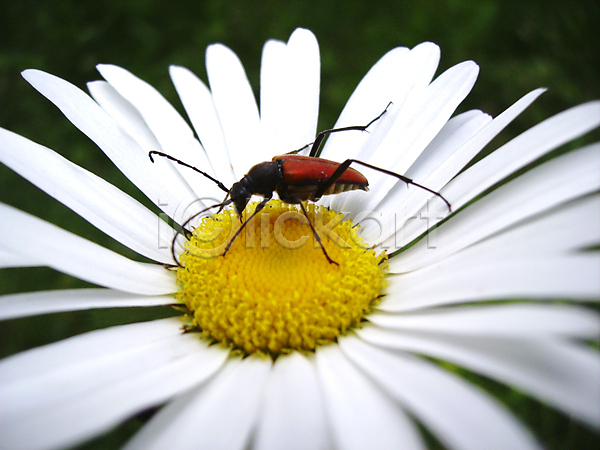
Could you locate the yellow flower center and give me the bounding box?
[177,199,387,356]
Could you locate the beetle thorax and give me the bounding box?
[245,161,281,196]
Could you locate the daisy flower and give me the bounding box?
[1,28,599,450]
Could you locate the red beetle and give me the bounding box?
[150,104,451,265]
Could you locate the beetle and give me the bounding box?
[150,103,451,266]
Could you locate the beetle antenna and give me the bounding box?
[171,198,233,267]
[149,151,230,193]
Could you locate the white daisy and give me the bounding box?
[1,27,599,450]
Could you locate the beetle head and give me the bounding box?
[229,181,251,219]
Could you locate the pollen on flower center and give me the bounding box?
[176,199,387,356]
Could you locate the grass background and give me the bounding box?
[1,0,599,448]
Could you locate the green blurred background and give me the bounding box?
[1,0,599,448]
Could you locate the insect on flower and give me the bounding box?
[149,103,452,265]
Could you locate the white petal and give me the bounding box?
[341,336,542,450]
[0,204,176,295]
[21,69,196,220]
[355,111,492,236]
[390,143,600,271]
[422,195,600,264]
[406,88,546,206]
[0,318,226,450]
[376,88,546,246]
[206,43,261,178]
[254,352,328,450]
[96,64,224,201]
[327,43,441,211]
[87,80,162,155]
[405,109,491,181]
[342,60,479,215]
[125,356,271,450]
[0,248,40,268]
[419,88,544,191]
[0,127,176,264]
[0,288,176,321]
[260,38,288,152]
[260,28,320,158]
[358,326,600,427]
[369,303,600,339]
[316,344,424,450]
[169,65,236,187]
[321,46,410,163]
[394,194,600,284]
[443,100,600,209]
[86,79,204,234]
[358,109,490,242]
[383,254,600,311]
[0,318,181,383]
[426,89,546,189]
[389,194,600,277]
[381,109,491,206]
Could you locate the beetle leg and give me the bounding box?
[316,159,452,213]
[172,198,234,267]
[222,196,272,258]
[296,200,339,266]
[308,102,392,158]
[272,187,339,265]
